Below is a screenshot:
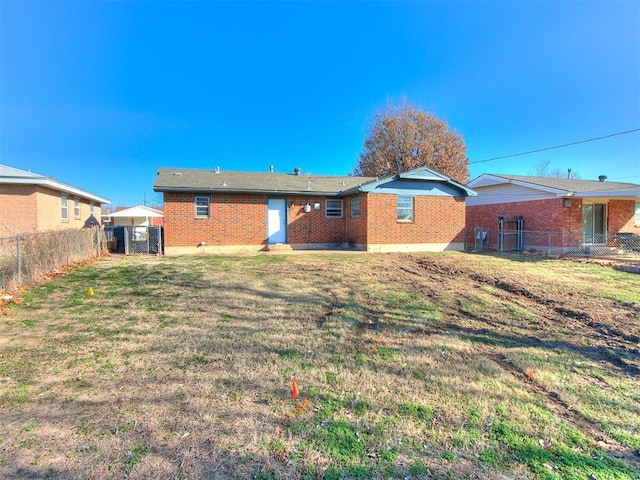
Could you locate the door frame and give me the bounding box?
[267,197,287,244]
[582,202,607,245]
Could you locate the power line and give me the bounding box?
[470,128,640,164]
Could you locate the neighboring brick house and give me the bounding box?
[466,174,640,253]
[0,164,110,237]
[153,166,476,255]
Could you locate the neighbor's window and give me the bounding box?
[325,199,343,218]
[74,198,80,218]
[636,202,640,226]
[397,195,414,221]
[351,196,360,219]
[61,194,69,221]
[195,196,210,217]
[90,202,95,216]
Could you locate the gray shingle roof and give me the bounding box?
[153,167,378,196]
[0,164,47,179]
[493,174,639,194]
[1,164,111,203]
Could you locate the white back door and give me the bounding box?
[267,198,287,244]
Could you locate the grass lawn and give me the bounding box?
[1,252,639,479]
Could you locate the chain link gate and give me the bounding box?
[123,226,163,255]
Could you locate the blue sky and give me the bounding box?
[1,0,639,208]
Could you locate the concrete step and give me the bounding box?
[267,243,293,253]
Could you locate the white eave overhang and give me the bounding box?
[573,190,640,199]
[469,175,569,196]
[106,206,164,218]
[4,176,111,204]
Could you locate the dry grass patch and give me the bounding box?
[0,252,639,479]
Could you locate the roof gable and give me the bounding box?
[356,167,476,197]
[106,205,164,218]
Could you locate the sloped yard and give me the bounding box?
[1,252,639,479]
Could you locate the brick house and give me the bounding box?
[153,166,476,255]
[0,164,110,237]
[466,174,640,253]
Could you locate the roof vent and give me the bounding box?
[269,165,274,173]
[172,172,182,176]
[598,175,607,182]
[214,166,220,174]
[294,167,302,175]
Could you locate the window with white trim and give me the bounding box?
[635,202,640,226]
[325,199,343,218]
[90,202,95,216]
[74,198,81,218]
[397,195,414,221]
[350,196,360,218]
[61,194,69,221]
[195,196,210,218]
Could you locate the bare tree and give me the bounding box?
[531,159,552,176]
[531,160,580,178]
[354,103,469,183]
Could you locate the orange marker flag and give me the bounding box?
[291,376,299,399]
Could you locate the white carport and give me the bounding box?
[102,205,164,227]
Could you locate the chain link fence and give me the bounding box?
[0,228,105,293]
[473,227,640,260]
[104,226,163,255]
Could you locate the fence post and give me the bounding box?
[463,227,467,252]
[16,236,22,286]
[96,226,101,257]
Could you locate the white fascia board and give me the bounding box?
[467,174,508,188]
[5,177,110,204]
[469,175,569,196]
[574,190,640,199]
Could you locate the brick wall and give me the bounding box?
[561,199,583,234]
[0,185,39,236]
[467,198,572,233]
[0,185,100,237]
[466,198,581,248]
[466,197,639,249]
[346,195,368,245]
[608,199,638,233]
[365,194,466,245]
[467,198,638,235]
[36,186,97,232]
[287,196,348,245]
[163,192,267,247]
